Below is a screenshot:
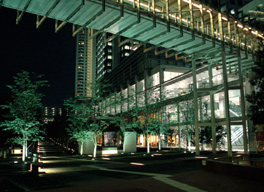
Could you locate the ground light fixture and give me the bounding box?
[130,162,145,166]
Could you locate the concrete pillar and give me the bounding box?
[83,132,95,155]
[144,69,149,104]
[237,50,248,154]
[177,103,181,150]
[127,80,130,111]
[192,54,200,155]
[120,84,124,113]
[135,75,139,106]
[221,45,232,156]
[219,13,232,156]
[123,132,137,153]
[209,64,217,154]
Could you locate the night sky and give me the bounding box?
[0,7,76,108]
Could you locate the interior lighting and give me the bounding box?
[222,17,227,21]
[244,28,248,31]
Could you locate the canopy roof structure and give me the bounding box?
[1,0,263,73]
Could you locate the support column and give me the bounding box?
[237,50,248,154]
[192,54,200,155]
[114,89,117,115]
[219,12,232,157]
[127,80,130,111]
[135,75,139,107]
[159,66,164,100]
[120,85,124,113]
[144,70,149,105]
[209,64,216,154]
[222,47,232,156]
[177,103,181,151]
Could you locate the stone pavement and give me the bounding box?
[1,142,263,192]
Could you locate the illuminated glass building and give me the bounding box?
[75,28,96,98]
[41,107,63,124]
[96,33,135,81]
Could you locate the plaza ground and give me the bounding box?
[0,142,263,192]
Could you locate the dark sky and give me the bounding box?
[0,7,76,108]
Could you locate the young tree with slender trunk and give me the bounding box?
[0,71,48,161]
[65,80,111,157]
[64,98,92,155]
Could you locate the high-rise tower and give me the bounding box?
[75,28,96,98]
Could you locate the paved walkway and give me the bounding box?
[1,142,264,192]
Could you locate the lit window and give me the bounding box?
[108,42,112,46]
[125,52,130,56]
[107,55,112,59]
[124,45,130,50]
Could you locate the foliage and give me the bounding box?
[0,71,48,160]
[246,41,264,125]
[64,80,111,157]
[200,125,226,147]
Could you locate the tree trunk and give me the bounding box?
[93,140,97,158]
[158,134,161,151]
[123,133,126,153]
[22,140,26,162]
[25,140,28,158]
[179,127,181,151]
[146,134,150,154]
[80,141,83,155]
[187,134,191,151]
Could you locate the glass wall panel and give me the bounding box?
[122,100,128,112]
[116,92,121,114]
[129,95,136,109]
[231,125,243,150]
[122,88,128,99]
[198,95,211,122]
[137,91,145,107]
[166,104,178,121]
[197,71,209,88]
[164,71,183,82]
[229,90,241,117]
[149,73,159,87]
[147,87,160,104]
[110,95,115,115]
[137,79,145,92]
[212,67,223,86]
[214,92,225,118]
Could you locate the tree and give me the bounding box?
[65,80,111,158]
[64,98,91,155]
[0,71,48,161]
[179,99,195,151]
[246,41,264,125]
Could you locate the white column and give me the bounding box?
[192,54,200,155]
[209,64,216,154]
